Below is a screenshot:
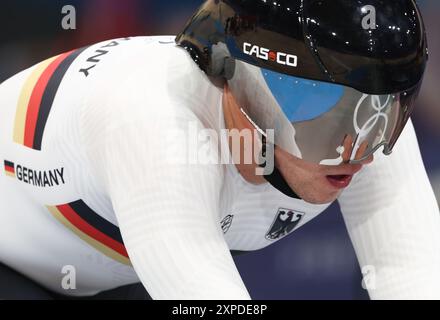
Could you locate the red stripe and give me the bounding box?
[23,51,74,148]
[56,204,129,258]
[5,166,15,173]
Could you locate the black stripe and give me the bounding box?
[230,250,252,256]
[33,46,88,150]
[4,160,14,168]
[69,200,124,245]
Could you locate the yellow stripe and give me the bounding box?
[5,171,15,178]
[13,56,59,145]
[47,206,131,266]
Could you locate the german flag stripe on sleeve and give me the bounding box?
[46,200,131,266]
[14,47,87,150]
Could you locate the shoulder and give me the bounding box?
[79,36,224,150]
[82,36,217,119]
[80,35,224,142]
[82,35,208,94]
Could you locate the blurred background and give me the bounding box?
[0,0,438,299]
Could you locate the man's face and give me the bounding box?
[223,83,375,203]
[274,144,374,204]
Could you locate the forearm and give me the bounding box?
[340,120,440,299]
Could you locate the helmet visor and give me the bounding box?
[231,63,421,165]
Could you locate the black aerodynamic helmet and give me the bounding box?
[176,0,428,166]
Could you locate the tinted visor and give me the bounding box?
[231,63,421,165]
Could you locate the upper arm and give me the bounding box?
[81,78,251,299]
[338,119,440,299]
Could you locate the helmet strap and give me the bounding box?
[259,136,301,200]
[264,167,302,200]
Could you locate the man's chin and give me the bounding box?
[297,189,341,205]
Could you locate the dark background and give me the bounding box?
[0,0,438,299]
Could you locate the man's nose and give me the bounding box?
[341,135,374,165]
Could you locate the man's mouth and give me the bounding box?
[326,175,353,189]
